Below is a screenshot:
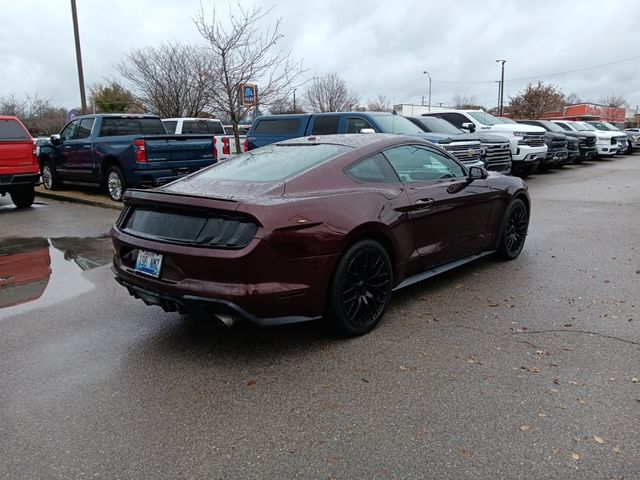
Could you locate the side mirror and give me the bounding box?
[360,128,376,134]
[468,166,488,180]
[50,134,62,145]
[461,122,476,133]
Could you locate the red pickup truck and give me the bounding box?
[0,116,39,208]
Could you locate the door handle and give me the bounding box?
[415,198,434,205]
[83,145,92,149]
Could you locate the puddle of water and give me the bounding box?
[0,235,113,319]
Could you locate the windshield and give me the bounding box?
[602,122,621,131]
[414,117,462,134]
[467,111,502,126]
[191,143,351,182]
[540,120,566,133]
[577,123,597,131]
[568,121,591,131]
[588,121,615,131]
[373,115,425,134]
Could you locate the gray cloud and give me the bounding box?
[2,0,639,112]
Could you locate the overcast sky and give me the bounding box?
[2,0,640,113]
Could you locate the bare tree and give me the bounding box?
[508,81,565,119]
[0,94,67,135]
[564,92,581,105]
[452,93,483,110]
[194,4,305,150]
[305,72,358,112]
[268,96,305,114]
[119,42,213,118]
[367,94,391,112]
[599,94,628,109]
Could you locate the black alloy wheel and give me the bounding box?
[498,198,528,260]
[328,240,393,336]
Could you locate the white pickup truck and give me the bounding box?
[422,109,548,177]
[162,118,246,160]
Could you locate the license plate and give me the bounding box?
[135,250,163,278]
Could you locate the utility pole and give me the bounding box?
[71,0,87,114]
[496,59,506,116]
[293,89,296,112]
[423,71,432,111]
[495,80,501,112]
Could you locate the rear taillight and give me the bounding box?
[243,139,249,152]
[133,139,147,163]
[222,137,230,156]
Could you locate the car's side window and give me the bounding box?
[60,120,80,141]
[345,153,400,183]
[346,117,374,134]
[556,122,571,131]
[311,116,340,135]
[439,113,467,129]
[383,145,465,183]
[76,118,95,139]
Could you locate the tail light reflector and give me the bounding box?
[133,139,147,163]
[222,137,230,156]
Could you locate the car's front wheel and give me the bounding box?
[327,239,393,336]
[106,166,125,202]
[498,198,529,260]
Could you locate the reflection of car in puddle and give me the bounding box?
[0,235,112,315]
[0,238,51,309]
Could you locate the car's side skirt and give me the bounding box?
[393,250,495,291]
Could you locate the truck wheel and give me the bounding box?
[10,185,35,208]
[41,161,61,190]
[106,166,125,202]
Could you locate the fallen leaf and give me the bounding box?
[577,398,587,405]
[563,323,573,328]
[247,379,257,386]
[594,436,604,444]
[571,452,580,461]
[415,426,428,441]
[612,447,621,454]
[519,425,531,431]
[399,365,407,371]
[361,377,370,383]
[289,448,299,454]
[632,377,639,383]
[459,447,472,459]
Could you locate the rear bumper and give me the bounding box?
[0,173,40,192]
[110,227,339,324]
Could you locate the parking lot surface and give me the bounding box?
[1,156,639,479]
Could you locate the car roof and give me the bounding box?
[276,133,414,149]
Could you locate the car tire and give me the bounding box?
[9,185,35,208]
[327,239,393,337]
[497,198,529,260]
[106,166,125,202]
[41,161,61,190]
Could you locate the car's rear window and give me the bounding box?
[0,119,30,140]
[99,117,166,136]
[182,120,224,134]
[193,144,351,182]
[253,119,302,135]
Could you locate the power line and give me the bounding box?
[432,55,640,85]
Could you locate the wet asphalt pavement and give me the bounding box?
[1,156,639,479]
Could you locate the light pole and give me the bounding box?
[495,80,501,112]
[293,88,297,112]
[70,0,87,114]
[422,71,432,111]
[496,59,506,116]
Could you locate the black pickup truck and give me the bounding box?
[518,119,596,162]
[38,114,217,201]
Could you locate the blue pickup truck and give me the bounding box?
[38,114,217,201]
[245,112,485,168]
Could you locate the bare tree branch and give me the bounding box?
[305,72,358,112]
[194,3,306,150]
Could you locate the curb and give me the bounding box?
[35,188,123,211]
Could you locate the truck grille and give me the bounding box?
[521,133,545,147]
[482,143,511,166]
[549,139,568,150]
[567,141,579,152]
[442,143,482,164]
[579,137,597,148]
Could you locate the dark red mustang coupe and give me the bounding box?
[111,134,530,336]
